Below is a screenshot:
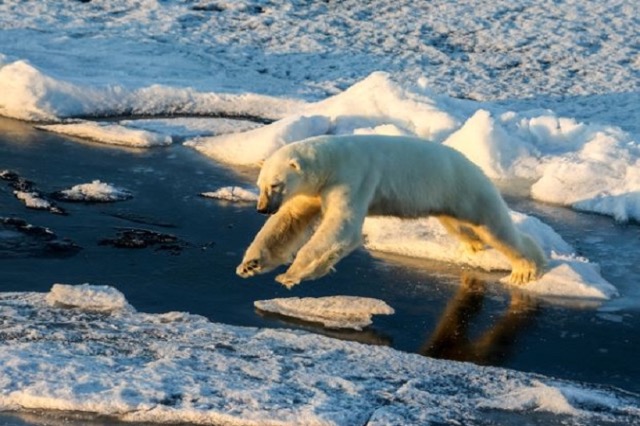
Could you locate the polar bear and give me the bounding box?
[236,134,545,288]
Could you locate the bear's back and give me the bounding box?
[296,134,495,218]
[300,134,472,175]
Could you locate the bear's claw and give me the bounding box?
[275,273,300,289]
[236,259,262,278]
[505,267,538,285]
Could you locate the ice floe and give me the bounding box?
[0,284,638,425]
[201,186,258,203]
[45,283,133,313]
[363,211,618,300]
[37,121,172,148]
[254,296,394,330]
[52,180,133,203]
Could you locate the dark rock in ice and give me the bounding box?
[1,169,35,192]
[0,217,81,258]
[99,228,185,254]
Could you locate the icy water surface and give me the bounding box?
[1,117,640,423]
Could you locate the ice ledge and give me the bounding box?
[0,284,637,425]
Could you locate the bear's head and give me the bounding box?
[255,149,306,215]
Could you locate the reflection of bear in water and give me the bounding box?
[237,135,546,287]
[421,273,538,365]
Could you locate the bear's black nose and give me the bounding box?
[256,206,270,215]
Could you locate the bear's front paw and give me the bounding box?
[236,258,262,278]
[275,273,300,289]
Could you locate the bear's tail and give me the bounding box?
[519,232,546,273]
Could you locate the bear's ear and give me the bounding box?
[289,158,302,172]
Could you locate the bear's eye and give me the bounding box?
[270,183,283,190]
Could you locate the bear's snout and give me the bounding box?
[257,203,280,215]
[256,206,271,215]
[257,191,282,215]
[256,195,271,214]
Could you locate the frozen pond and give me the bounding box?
[2,116,640,403]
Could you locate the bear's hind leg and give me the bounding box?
[468,221,544,285]
[438,216,486,254]
[237,197,321,278]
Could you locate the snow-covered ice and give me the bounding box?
[45,283,133,313]
[185,115,331,165]
[363,211,618,300]
[1,1,640,422]
[254,296,394,330]
[201,186,258,203]
[1,0,638,103]
[37,121,172,148]
[184,73,640,225]
[121,117,263,140]
[0,58,303,123]
[1,4,638,221]
[53,180,133,203]
[0,284,638,425]
[12,191,52,211]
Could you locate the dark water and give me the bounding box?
[1,117,640,424]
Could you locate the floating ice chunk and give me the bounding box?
[254,296,394,330]
[13,191,51,210]
[53,180,132,202]
[201,186,258,202]
[46,283,134,313]
[5,172,66,214]
[38,121,172,148]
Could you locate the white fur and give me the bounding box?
[237,135,546,287]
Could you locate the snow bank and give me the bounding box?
[183,72,640,224]
[305,72,460,141]
[0,60,107,122]
[201,186,258,203]
[254,296,394,330]
[444,109,640,222]
[186,73,460,165]
[185,115,331,165]
[0,286,637,425]
[363,211,618,300]
[53,180,132,202]
[0,59,303,122]
[2,53,638,223]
